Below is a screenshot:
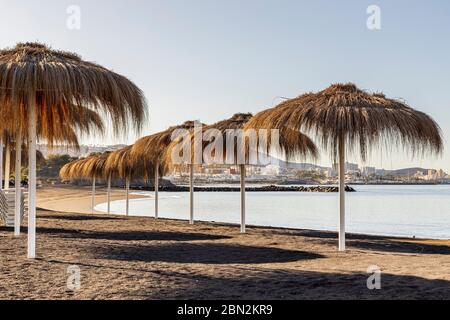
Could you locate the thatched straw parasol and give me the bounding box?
[130,121,200,219]
[0,42,147,258]
[60,152,116,215]
[104,146,155,216]
[167,113,318,165]
[81,152,114,214]
[59,157,88,181]
[164,113,318,231]
[162,114,254,227]
[60,156,98,214]
[244,83,443,250]
[104,146,133,216]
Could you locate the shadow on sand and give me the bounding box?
[90,243,324,264]
[38,214,119,221]
[268,229,450,255]
[40,257,450,299]
[132,268,450,300]
[8,226,231,242]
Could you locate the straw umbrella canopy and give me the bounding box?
[60,154,104,215]
[106,145,155,180]
[60,157,91,181]
[80,151,111,214]
[131,121,199,174]
[0,42,147,258]
[164,113,318,230]
[10,105,105,168]
[244,83,443,250]
[130,121,200,219]
[165,113,318,166]
[165,113,254,228]
[104,146,134,180]
[1,104,105,146]
[81,152,113,214]
[104,145,155,216]
[80,152,111,179]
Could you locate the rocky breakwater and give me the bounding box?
[157,185,356,192]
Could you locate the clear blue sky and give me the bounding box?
[1,0,449,170]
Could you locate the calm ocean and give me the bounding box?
[95,185,450,239]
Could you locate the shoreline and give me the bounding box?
[92,207,450,242]
[39,186,449,241]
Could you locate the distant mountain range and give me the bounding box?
[270,156,432,175]
[384,167,430,176]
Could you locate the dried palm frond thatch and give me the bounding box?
[0,42,147,136]
[130,120,201,174]
[59,156,91,181]
[104,145,156,180]
[0,42,147,259]
[244,83,443,161]
[80,152,112,179]
[245,82,443,251]
[163,113,252,166]
[1,104,105,146]
[60,152,112,181]
[164,113,318,166]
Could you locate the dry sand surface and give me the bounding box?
[0,186,450,300]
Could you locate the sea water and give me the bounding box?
[95,185,450,239]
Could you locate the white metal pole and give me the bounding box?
[189,164,194,224]
[14,130,22,236]
[0,137,3,190]
[107,174,111,215]
[91,176,96,214]
[338,135,346,252]
[4,142,11,190]
[125,176,130,216]
[154,162,159,219]
[27,95,37,259]
[240,164,246,233]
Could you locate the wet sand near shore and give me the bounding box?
[0,186,449,300]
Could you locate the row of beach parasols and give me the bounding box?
[60,114,318,234]
[61,83,443,252]
[0,42,443,259]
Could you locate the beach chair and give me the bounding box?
[0,189,26,227]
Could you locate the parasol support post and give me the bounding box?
[155,162,159,219]
[240,164,246,233]
[125,176,130,216]
[107,175,111,215]
[338,135,346,252]
[189,164,194,225]
[27,95,37,259]
[14,129,22,236]
[0,137,3,190]
[91,177,96,214]
[4,142,10,190]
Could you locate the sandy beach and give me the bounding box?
[0,186,449,300]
